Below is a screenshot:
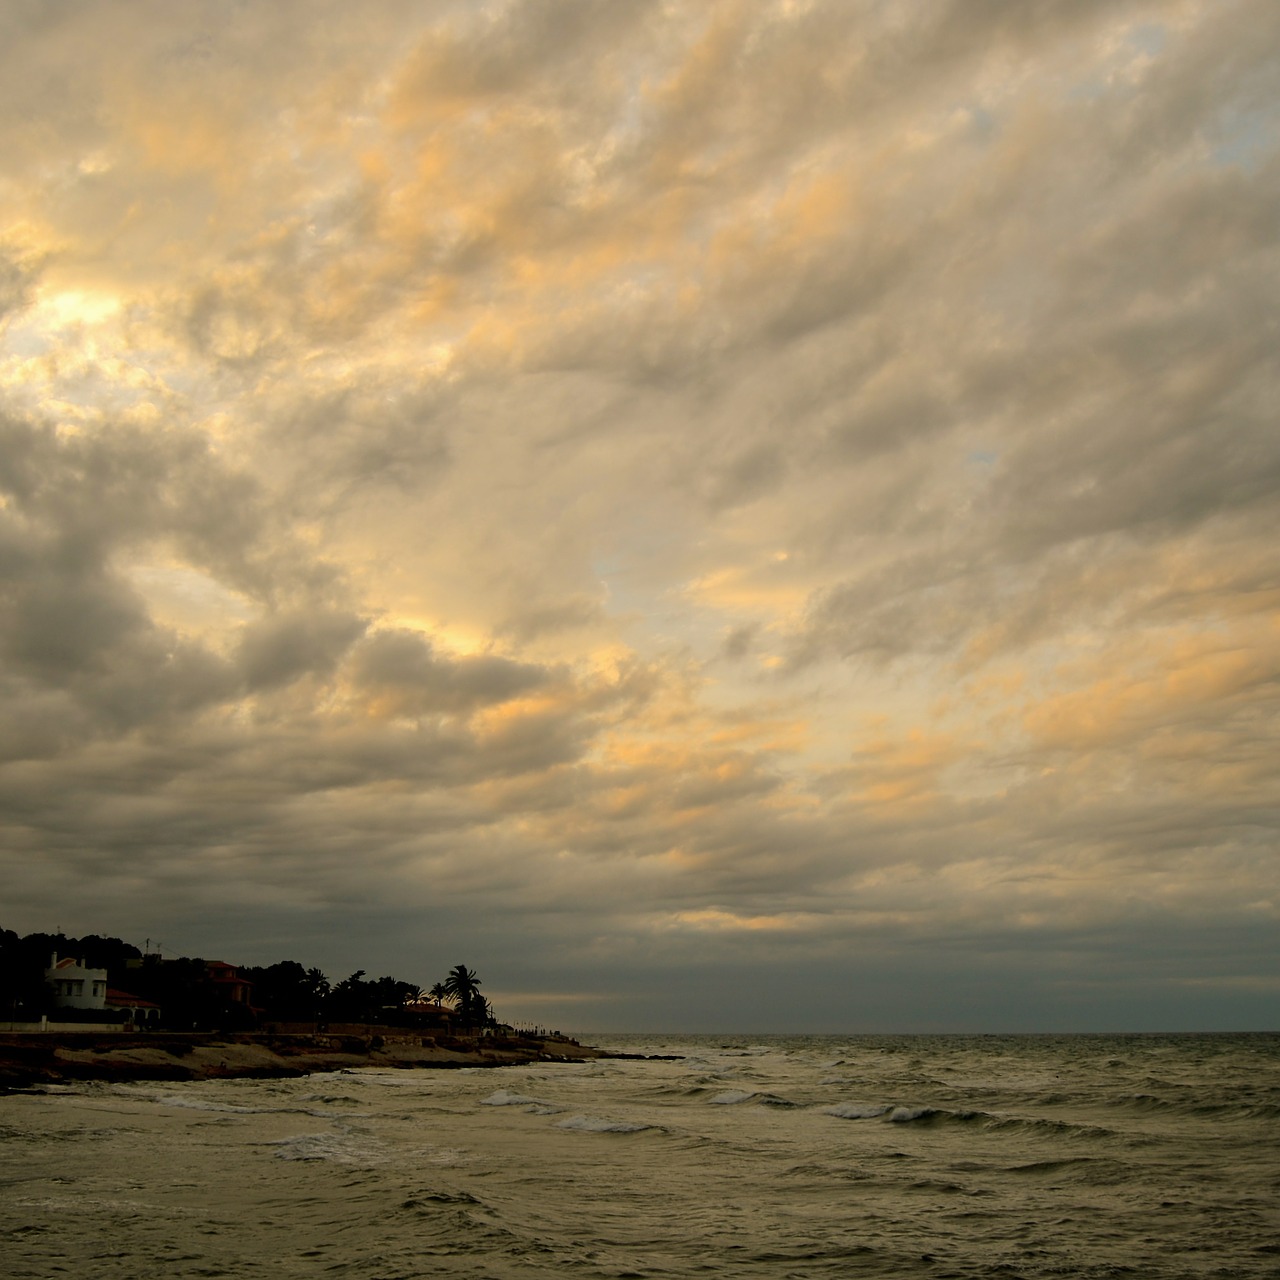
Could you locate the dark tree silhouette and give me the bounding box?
[242,961,331,1021]
[327,970,418,1023]
[442,964,484,1027]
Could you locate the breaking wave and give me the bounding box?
[479,1088,563,1113]
[822,1102,893,1120]
[555,1114,659,1134]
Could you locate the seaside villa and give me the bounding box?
[46,954,107,1010]
[44,954,161,1026]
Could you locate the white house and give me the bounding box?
[45,954,108,1011]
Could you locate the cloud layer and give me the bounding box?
[1,0,1277,1030]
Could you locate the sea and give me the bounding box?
[2,1032,1278,1279]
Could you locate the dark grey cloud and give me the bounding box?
[352,627,549,714]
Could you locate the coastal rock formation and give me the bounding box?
[0,1031,603,1090]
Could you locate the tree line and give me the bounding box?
[0,927,496,1032]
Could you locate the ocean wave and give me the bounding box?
[401,1190,483,1208]
[114,1086,366,1122]
[265,1131,386,1165]
[479,1088,562,1112]
[646,1083,711,1099]
[887,1105,947,1123]
[822,1102,893,1120]
[15,1195,178,1216]
[885,1105,988,1124]
[300,1092,365,1107]
[983,1113,1117,1140]
[1002,1156,1134,1185]
[707,1088,797,1107]
[555,1114,658,1133]
[708,1089,756,1105]
[1104,1091,1280,1120]
[818,1101,982,1124]
[117,1090,265,1115]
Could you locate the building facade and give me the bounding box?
[45,954,108,1010]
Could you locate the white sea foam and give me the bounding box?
[888,1105,937,1122]
[480,1088,562,1112]
[709,1089,756,1105]
[822,1102,893,1120]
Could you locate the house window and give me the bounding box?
[92,982,106,998]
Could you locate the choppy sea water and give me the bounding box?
[2,1032,1278,1278]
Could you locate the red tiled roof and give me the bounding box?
[106,988,160,1009]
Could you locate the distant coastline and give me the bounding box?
[0,1028,612,1091]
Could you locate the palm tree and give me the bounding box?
[305,967,330,1025]
[442,964,483,1026]
[429,982,447,1005]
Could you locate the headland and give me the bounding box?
[0,1028,608,1091]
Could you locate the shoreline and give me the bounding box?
[0,1029,624,1091]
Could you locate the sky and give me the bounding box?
[1,0,1276,1033]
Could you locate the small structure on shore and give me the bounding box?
[202,961,254,1008]
[105,988,162,1027]
[45,955,108,1011]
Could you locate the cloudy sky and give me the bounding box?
[1,0,1276,1032]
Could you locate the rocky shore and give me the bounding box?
[0,1029,608,1090]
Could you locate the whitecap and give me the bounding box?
[887,1105,938,1123]
[709,1089,756,1105]
[480,1088,554,1109]
[822,1102,892,1120]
